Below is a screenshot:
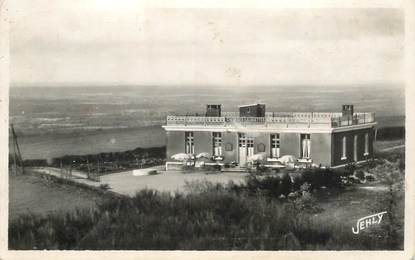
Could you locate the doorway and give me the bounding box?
[238,133,254,167]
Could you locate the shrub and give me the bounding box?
[99,184,110,191]
[244,173,292,198]
[376,126,405,140]
[148,170,158,175]
[9,180,400,250]
[301,168,342,189]
[354,170,365,180]
[182,164,195,172]
[204,164,222,173]
[344,162,356,176]
[365,174,375,182]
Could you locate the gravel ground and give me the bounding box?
[100,168,248,196]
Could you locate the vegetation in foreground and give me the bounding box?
[8,173,104,221]
[9,151,404,250]
[12,146,166,175]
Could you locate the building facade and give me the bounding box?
[162,104,376,168]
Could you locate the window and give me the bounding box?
[364,133,369,156]
[353,134,358,162]
[238,133,246,147]
[270,134,280,158]
[341,136,347,160]
[300,134,311,159]
[238,133,254,156]
[212,132,222,156]
[247,136,254,157]
[185,132,194,154]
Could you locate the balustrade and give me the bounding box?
[166,112,375,128]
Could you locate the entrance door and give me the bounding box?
[238,133,254,167]
[300,134,311,159]
[238,133,247,166]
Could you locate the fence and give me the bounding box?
[166,112,375,128]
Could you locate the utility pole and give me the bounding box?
[10,124,24,175]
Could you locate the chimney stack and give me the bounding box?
[342,105,354,117]
[206,104,221,117]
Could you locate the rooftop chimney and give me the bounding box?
[206,104,221,117]
[239,104,266,117]
[342,105,354,117]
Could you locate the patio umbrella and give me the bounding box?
[171,153,193,161]
[247,152,268,162]
[196,152,211,159]
[277,155,297,165]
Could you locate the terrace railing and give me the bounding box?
[166,112,375,128]
[331,112,376,127]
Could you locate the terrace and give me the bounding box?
[165,112,376,129]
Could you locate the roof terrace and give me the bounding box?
[164,104,376,130]
[165,111,376,129]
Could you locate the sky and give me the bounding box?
[9,1,404,88]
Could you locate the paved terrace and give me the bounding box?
[165,112,375,129]
[28,167,247,196]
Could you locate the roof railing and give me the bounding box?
[166,112,375,128]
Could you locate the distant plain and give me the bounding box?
[9,85,405,160]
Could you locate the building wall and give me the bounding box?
[254,133,270,155]
[222,132,238,163]
[166,127,374,167]
[310,133,332,166]
[194,131,212,155]
[166,131,185,160]
[332,127,375,166]
[280,132,301,157]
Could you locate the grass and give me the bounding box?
[375,139,405,151]
[375,126,405,141]
[12,125,166,160]
[9,139,405,250]
[9,159,404,250]
[9,173,103,221]
[19,146,166,175]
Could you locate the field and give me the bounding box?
[8,84,405,249]
[9,167,403,250]
[9,85,404,160]
[8,140,404,250]
[9,173,103,221]
[12,126,166,160]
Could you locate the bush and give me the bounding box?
[354,170,365,180]
[301,168,342,189]
[22,146,167,175]
[10,188,329,250]
[9,180,400,250]
[243,172,292,198]
[182,165,195,172]
[203,164,222,173]
[99,184,110,191]
[376,126,405,140]
[148,170,158,175]
[344,162,356,176]
[365,174,375,182]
